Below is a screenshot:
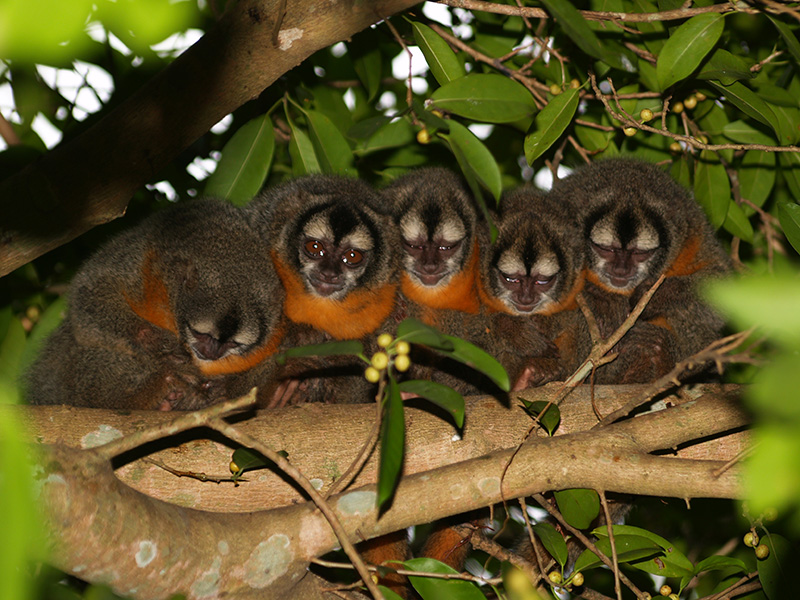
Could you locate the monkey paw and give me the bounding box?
[512,357,564,390]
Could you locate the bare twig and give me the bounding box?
[598,491,622,600]
[703,571,761,600]
[143,457,242,484]
[312,556,502,586]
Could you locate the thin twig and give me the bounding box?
[517,497,548,583]
[143,457,243,484]
[311,557,502,586]
[598,491,622,600]
[712,443,757,478]
[383,16,414,115]
[207,417,385,600]
[93,389,258,461]
[703,571,761,600]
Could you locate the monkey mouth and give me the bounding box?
[412,271,447,287]
[606,274,636,289]
[511,300,541,314]
[311,279,346,297]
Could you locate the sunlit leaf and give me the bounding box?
[596,525,694,578]
[287,116,321,176]
[231,447,286,473]
[353,118,415,155]
[768,16,800,66]
[518,399,560,435]
[398,380,464,428]
[204,113,275,205]
[657,13,724,90]
[694,151,731,229]
[430,74,536,124]
[444,120,502,202]
[554,489,599,529]
[524,87,580,165]
[378,377,405,509]
[405,558,487,599]
[275,340,364,365]
[722,120,776,145]
[532,522,569,568]
[411,21,466,86]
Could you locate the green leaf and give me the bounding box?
[275,340,364,365]
[397,380,465,428]
[404,558,487,600]
[439,334,510,392]
[204,113,275,206]
[779,152,800,201]
[697,49,754,85]
[768,16,800,66]
[305,110,355,175]
[430,74,536,124]
[542,0,633,72]
[693,151,731,228]
[411,21,466,86]
[531,522,569,568]
[722,201,754,243]
[0,312,25,403]
[554,489,600,529]
[444,119,502,202]
[705,274,800,346]
[524,87,580,164]
[778,201,800,256]
[710,81,780,137]
[353,118,415,155]
[739,150,776,212]
[518,399,561,436]
[378,586,406,600]
[287,117,321,176]
[378,377,405,510]
[231,447,285,473]
[656,13,724,90]
[758,533,793,600]
[351,34,382,101]
[17,295,66,378]
[693,555,748,577]
[573,535,662,572]
[722,120,775,145]
[396,318,455,352]
[595,525,694,578]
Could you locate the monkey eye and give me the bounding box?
[632,248,656,260]
[342,249,364,266]
[500,271,520,284]
[535,274,555,286]
[402,239,424,251]
[304,240,325,258]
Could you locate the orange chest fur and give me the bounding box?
[124,253,179,335]
[273,252,397,340]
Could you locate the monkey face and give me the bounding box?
[398,206,469,288]
[181,302,265,364]
[585,203,667,293]
[294,204,379,301]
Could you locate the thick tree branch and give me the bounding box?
[0,0,419,277]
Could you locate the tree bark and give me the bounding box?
[0,0,420,277]
[22,384,749,599]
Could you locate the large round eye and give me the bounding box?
[343,249,364,266]
[304,240,325,258]
[500,271,520,284]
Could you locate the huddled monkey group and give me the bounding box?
[26,157,731,410]
[24,157,732,595]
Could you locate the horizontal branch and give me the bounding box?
[33,389,747,599]
[16,384,748,512]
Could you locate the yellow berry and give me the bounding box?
[764,507,779,521]
[669,595,679,600]
[743,531,758,547]
[377,333,393,348]
[395,341,410,356]
[640,108,654,122]
[571,572,584,586]
[548,571,562,584]
[371,352,389,370]
[684,95,697,110]
[669,141,682,153]
[431,109,445,118]
[364,366,381,383]
[550,83,562,95]
[395,354,411,372]
[229,461,241,475]
[623,126,637,137]
[695,91,707,102]
[698,134,709,144]
[660,585,672,596]
[416,128,431,144]
[673,101,684,114]
[569,78,580,89]
[755,543,770,559]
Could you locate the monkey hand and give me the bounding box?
[614,323,676,384]
[512,357,565,390]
